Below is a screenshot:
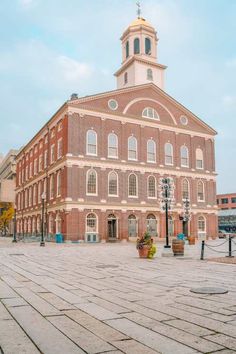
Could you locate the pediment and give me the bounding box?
[69,83,216,136]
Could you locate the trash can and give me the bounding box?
[177,233,185,240]
[56,233,63,243]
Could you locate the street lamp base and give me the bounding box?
[12,239,17,243]
[164,245,171,249]
[40,242,45,247]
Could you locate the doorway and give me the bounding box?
[107,214,117,240]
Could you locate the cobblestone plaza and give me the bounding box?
[0,238,236,353]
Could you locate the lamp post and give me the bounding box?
[40,192,46,246]
[12,205,17,243]
[159,177,175,248]
[182,198,191,237]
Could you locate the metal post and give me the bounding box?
[40,196,45,246]
[164,186,170,248]
[227,236,234,258]
[12,208,17,243]
[200,240,205,260]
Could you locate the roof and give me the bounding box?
[129,17,153,28]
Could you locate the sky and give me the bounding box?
[0,0,235,193]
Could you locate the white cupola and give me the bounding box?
[114,16,167,90]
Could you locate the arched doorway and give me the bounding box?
[107,214,117,240]
[128,214,138,238]
[146,214,158,237]
[168,215,174,237]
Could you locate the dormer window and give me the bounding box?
[147,68,153,80]
[134,38,140,54]
[145,38,151,55]
[142,107,159,120]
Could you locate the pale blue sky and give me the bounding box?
[0,0,235,193]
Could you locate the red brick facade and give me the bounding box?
[15,84,218,241]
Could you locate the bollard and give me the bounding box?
[200,240,205,260]
[227,236,234,258]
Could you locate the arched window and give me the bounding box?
[147,140,156,162]
[27,218,31,234]
[32,217,36,235]
[182,179,189,199]
[128,173,138,197]
[128,136,137,160]
[29,187,32,206]
[57,170,61,196]
[165,143,173,165]
[33,184,37,205]
[197,181,204,201]
[126,41,129,58]
[25,190,28,208]
[38,181,41,203]
[145,37,151,55]
[124,72,128,84]
[128,214,137,237]
[148,176,156,198]
[134,38,140,54]
[196,148,203,169]
[43,178,47,197]
[108,171,118,196]
[55,214,62,234]
[37,216,41,235]
[147,68,153,81]
[86,130,97,156]
[87,169,97,195]
[108,133,118,158]
[86,213,97,233]
[49,214,54,234]
[142,107,159,120]
[198,216,206,232]
[181,146,189,167]
[146,214,157,237]
[50,175,54,199]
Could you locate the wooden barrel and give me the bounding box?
[172,239,184,256]
[188,235,195,245]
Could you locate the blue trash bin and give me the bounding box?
[177,233,185,240]
[56,233,63,243]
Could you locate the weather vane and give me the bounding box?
[136,1,141,18]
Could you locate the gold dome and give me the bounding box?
[129,17,153,28]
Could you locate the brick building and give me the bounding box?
[15,16,218,241]
[217,193,236,232]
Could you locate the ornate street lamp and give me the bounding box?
[40,192,46,246]
[159,177,175,248]
[182,198,191,237]
[12,204,17,243]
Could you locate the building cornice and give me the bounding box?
[114,56,167,77]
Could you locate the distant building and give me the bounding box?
[15,15,218,242]
[217,193,236,232]
[0,149,19,203]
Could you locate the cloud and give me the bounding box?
[19,0,34,8]
[57,56,93,83]
[222,95,236,108]
[225,58,236,67]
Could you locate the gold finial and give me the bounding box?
[136,1,141,18]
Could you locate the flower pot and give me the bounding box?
[138,245,150,258]
[172,239,184,256]
[188,235,195,245]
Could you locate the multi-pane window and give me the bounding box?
[108,171,118,196]
[148,176,156,198]
[147,68,153,81]
[182,179,189,199]
[231,197,236,203]
[29,187,32,206]
[147,140,156,162]
[126,41,129,58]
[86,213,97,233]
[25,165,28,180]
[34,158,38,175]
[57,139,63,159]
[134,38,140,54]
[38,181,41,202]
[29,162,32,178]
[128,174,137,197]
[87,170,97,195]
[86,130,97,155]
[197,181,204,201]
[221,198,228,204]
[196,148,203,169]
[39,155,43,171]
[181,146,189,167]
[50,175,54,199]
[165,143,173,165]
[33,184,37,205]
[142,107,159,120]
[49,214,54,234]
[43,178,47,197]
[51,145,55,164]
[198,216,206,232]
[58,121,62,131]
[128,136,137,160]
[44,150,48,168]
[124,72,128,84]
[57,171,61,196]
[108,133,118,158]
[25,189,28,208]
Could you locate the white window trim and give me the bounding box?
[51,144,55,164]
[180,146,189,168]
[85,212,98,233]
[86,169,98,196]
[57,138,63,159]
[86,130,97,156]
[147,140,156,163]
[197,181,205,202]
[107,133,118,159]
[142,107,160,120]
[57,171,61,197]
[128,136,138,161]
[108,171,119,197]
[147,175,157,199]
[164,143,174,166]
[198,216,206,232]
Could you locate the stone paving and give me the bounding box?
[0,237,235,354]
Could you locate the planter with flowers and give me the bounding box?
[136,232,157,259]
